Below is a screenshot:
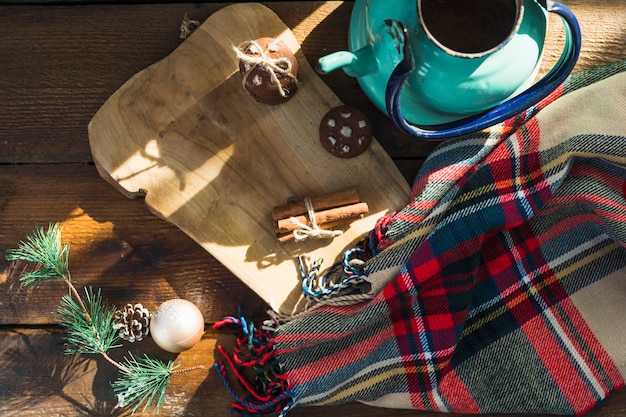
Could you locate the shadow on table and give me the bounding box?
[0,330,128,416]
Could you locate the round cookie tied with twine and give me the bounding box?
[235,37,299,105]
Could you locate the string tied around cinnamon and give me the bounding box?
[234,39,298,98]
[289,197,343,241]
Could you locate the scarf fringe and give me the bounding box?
[213,312,294,416]
[212,234,385,414]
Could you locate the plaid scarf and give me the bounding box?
[214,59,626,416]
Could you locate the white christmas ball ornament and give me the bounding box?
[150,299,204,353]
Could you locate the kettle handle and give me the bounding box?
[386,1,582,140]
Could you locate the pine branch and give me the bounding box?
[57,287,122,356]
[5,223,70,286]
[112,353,174,414]
[7,223,204,414]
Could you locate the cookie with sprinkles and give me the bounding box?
[319,105,372,158]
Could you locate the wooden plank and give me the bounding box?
[0,2,625,417]
[0,3,618,163]
[87,2,411,314]
[0,0,623,320]
[0,164,267,325]
[0,3,222,164]
[0,0,623,164]
[7,0,625,165]
[2,328,626,417]
[0,328,230,417]
[0,2,364,165]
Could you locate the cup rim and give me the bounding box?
[417,0,525,58]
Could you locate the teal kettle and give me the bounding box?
[317,0,582,140]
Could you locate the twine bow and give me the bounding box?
[234,39,298,98]
[290,197,343,241]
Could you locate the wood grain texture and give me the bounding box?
[2,328,626,417]
[1,1,626,417]
[0,328,230,417]
[0,1,431,179]
[0,164,268,325]
[87,2,411,314]
[1,1,623,165]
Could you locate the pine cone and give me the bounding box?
[113,303,150,343]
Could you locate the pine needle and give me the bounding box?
[5,223,70,286]
[112,353,175,414]
[57,287,121,355]
[6,223,202,415]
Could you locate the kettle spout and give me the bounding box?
[316,46,377,78]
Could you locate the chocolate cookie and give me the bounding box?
[237,37,298,105]
[319,106,372,158]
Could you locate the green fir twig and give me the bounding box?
[57,287,128,372]
[5,223,203,414]
[113,353,175,413]
[6,223,70,285]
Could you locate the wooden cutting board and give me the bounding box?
[88,3,411,315]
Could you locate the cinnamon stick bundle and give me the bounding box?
[276,219,354,243]
[273,187,369,243]
[272,187,361,221]
[276,202,369,234]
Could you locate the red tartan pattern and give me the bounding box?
[216,61,626,416]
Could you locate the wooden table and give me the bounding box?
[0,1,624,416]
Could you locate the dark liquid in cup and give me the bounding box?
[419,0,518,54]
